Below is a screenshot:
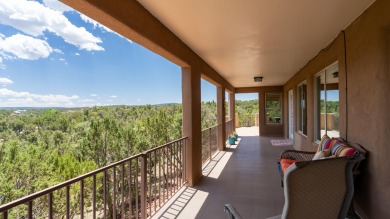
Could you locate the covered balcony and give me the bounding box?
[1,0,389,218]
[152,126,290,219]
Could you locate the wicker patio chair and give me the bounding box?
[225,154,364,219]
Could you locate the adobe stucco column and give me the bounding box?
[182,67,202,186]
[217,86,226,151]
[229,92,236,131]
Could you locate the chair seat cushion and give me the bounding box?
[280,159,298,173]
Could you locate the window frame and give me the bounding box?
[265,93,282,125]
[314,62,339,142]
[297,81,307,136]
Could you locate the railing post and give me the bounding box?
[140,154,147,219]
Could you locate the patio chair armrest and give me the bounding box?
[224,204,242,219]
[280,150,315,161]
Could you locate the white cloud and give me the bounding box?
[75,53,80,56]
[90,93,97,97]
[53,48,63,54]
[110,95,117,98]
[0,57,5,69]
[0,34,53,60]
[0,88,79,107]
[80,14,133,44]
[0,77,13,86]
[59,58,65,61]
[42,0,74,13]
[0,0,104,51]
[80,14,114,33]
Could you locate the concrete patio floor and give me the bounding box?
[152,127,294,219]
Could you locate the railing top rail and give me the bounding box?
[143,137,187,154]
[201,124,221,132]
[0,137,188,212]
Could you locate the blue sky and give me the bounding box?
[320,90,339,102]
[0,0,257,108]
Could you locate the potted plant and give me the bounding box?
[228,133,236,145]
[232,131,238,140]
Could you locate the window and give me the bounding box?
[297,82,307,135]
[314,62,339,140]
[265,93,282,124]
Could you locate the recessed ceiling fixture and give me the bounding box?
[254,76,263,82]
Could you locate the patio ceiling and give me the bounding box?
[138,0,375,87]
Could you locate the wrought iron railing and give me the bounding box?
[201,124,219,164]
[225,120,234,140]
[0,138,187,219]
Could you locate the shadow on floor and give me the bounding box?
[156,187,197,219]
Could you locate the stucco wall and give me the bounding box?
[283,34,346,151]
[283,0,390,217]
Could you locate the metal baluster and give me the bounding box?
[103,170,107,219]
[175,142,179,191]
[178,141,181,188]
[154,150,157,213]
[28,200,32,219]
[128,161,133,218]
[2,211,8,219]
[93,175,96,219]
[80,179,84,219]
[169,144,173,197]
[135,158,139,219]
[173,142,176,192]
[148,153,152,217]
[183,139,187,183]
[121,163,125,219]
[158,148,162,208]
[140,155,147,219]
[209,128,212,162]
[66,185,70,219]
[48,192,53,219]
[162,148,165,205]
[113,166,117,218]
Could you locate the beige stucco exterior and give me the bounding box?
[282,0,390,217]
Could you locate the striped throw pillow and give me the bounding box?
[328,138,343,152]
[331,142,359,157]
[319,135,332,151]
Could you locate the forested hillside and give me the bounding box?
[0,99,257,206]
[0,105,182,205]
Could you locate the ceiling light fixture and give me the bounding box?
[254,76,263,82]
